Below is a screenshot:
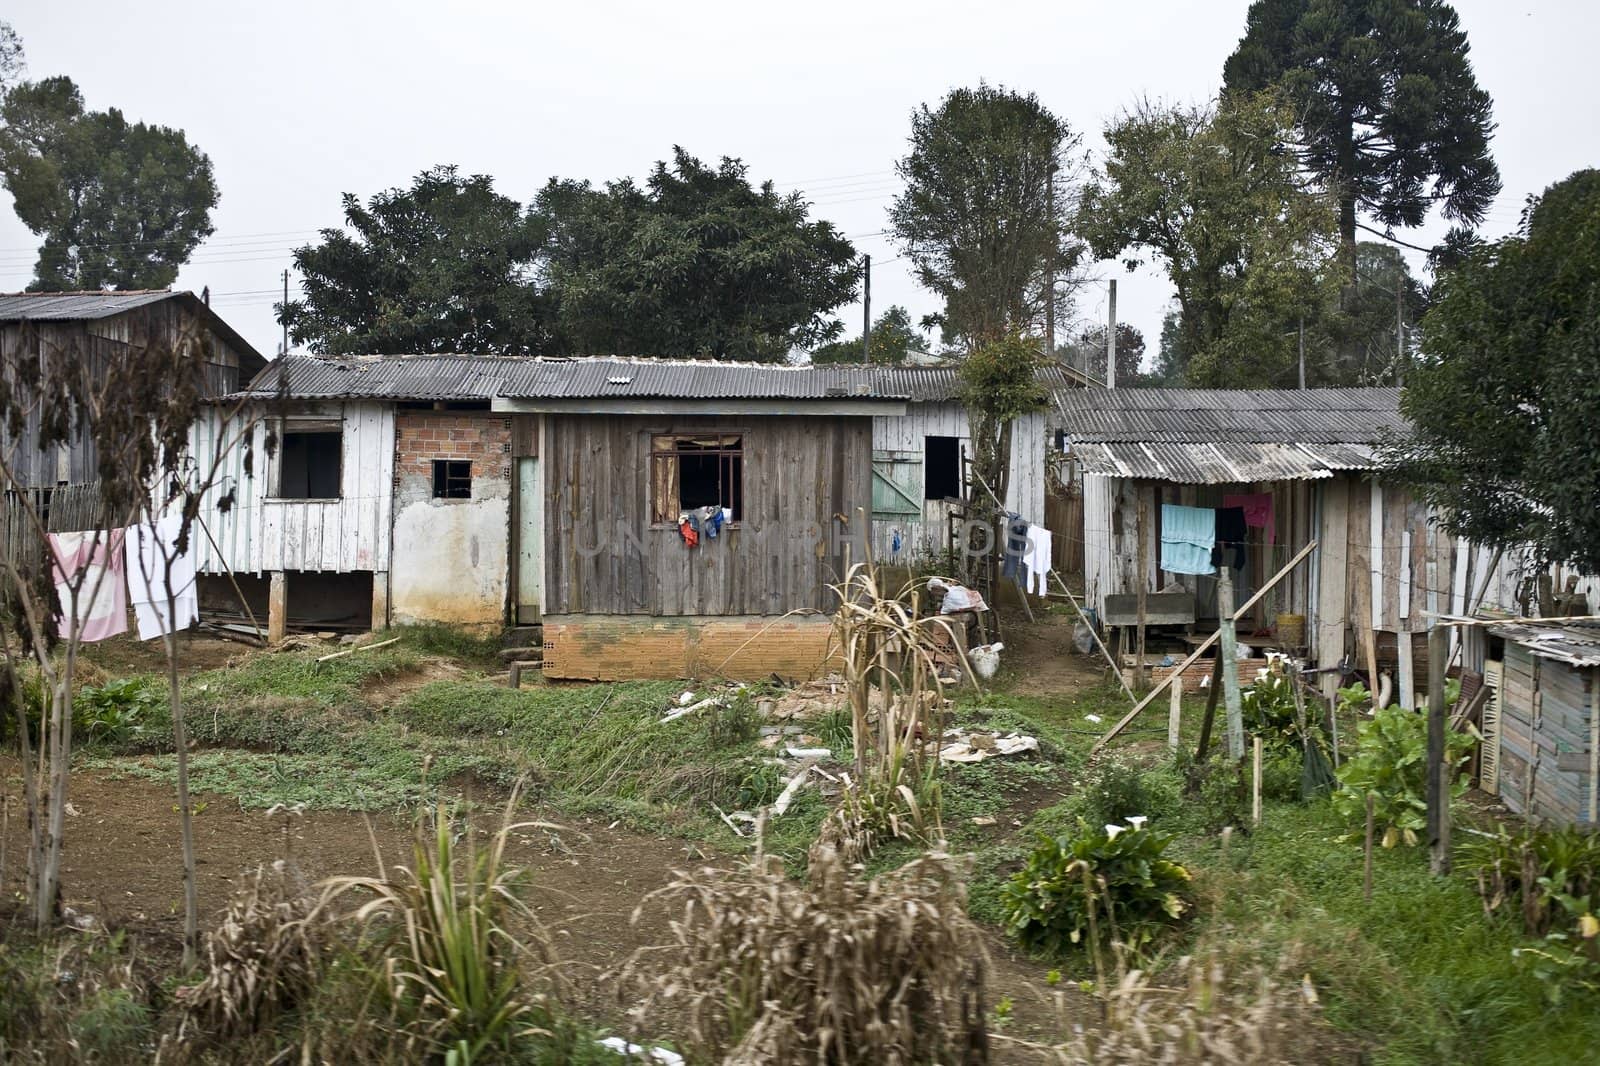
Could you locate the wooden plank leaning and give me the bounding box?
[1089,539,1319,755]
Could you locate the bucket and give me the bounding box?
[1276,613,1307,648]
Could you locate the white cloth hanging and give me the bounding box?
[125,515,199,641]
[1025,524,1053,596]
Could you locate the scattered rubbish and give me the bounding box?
[1083,713,1102,724]
[938,730,1039,764]
[713,804,747,838]
[677,690,697,706]
[968,641,1004,680]
[928,576,988,614]
[1236,643,1254,660]
[660,695,724,724]
[970,815,997,826]
[771,766,813,817]
[1072,620,1095,655]
[597,1037,686,1065]
[784,746,831,760]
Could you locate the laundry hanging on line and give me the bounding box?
[1024,524,1053,596]
[1222,493,1275,545]
[49,529,128,643]
[126,515,199,641]
[1159,504,1216,576]
[1001,514,1030,581]
[1211,506,1248,570]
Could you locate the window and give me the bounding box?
[277,425,342,499]
[651,434,743,524]
[924,435,962,501]
[432,459,473,499]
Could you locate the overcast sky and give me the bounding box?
[2,1,1595,364]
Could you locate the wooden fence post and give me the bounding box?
[1427,625,1451,876]
[1168,677,1182,752]
[1218,566,1244,761]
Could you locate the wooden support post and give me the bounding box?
[508,661,522,689]
[1397,631,1415,709]
[371,571,390,631]
[1218,566,1245,761]
[1092,540,1318,754]
[1135,496,1148,690]
[1427,625,1451,876]
[267,571,287,645]
[1195,654,1225,762]
[1168,677,1182,752]
[1252,735,1263,826]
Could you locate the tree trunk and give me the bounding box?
[165,625,200,966]
[35,642,76,931]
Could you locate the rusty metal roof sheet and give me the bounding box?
[1486,620,1600,668]
[1073,440,1382,483]
[239,355,1081,403]
[1057,387,1406,444]
[0,290,180,319]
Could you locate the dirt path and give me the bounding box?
[993,611,1110,698]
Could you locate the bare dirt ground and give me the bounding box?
[992,609,1110,698]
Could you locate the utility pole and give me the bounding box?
[1395,281,1405,385]
[281,269,290,357]
[1106,279,1117,389]
[862,254,871,364]
[1044,165,1056,362]
[1298,317,1306,389]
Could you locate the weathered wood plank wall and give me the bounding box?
[543,414,872,617]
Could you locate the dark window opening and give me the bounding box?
[278,430,341,499]
[925,435,962,500]
[432,459,473,499]
[651,434,743,523]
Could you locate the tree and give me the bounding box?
[889,83,1083,349]
[1322,242,1427,383]
[811,305,922,364]
[537,148,858,361]
[0,20,23,93]
[0,76,217,290]
[1390,169,1600,574]
[1067,323,1146,386]
[281,167,548,356]
[1077,93,1339,387]
[1222,0,1500,273]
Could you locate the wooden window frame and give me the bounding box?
[649,431,745,526]
[269,416,344,501]
[431,458,473,500]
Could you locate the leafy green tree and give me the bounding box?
[0,20,23,92]
[281,167,549,356]
[537,148,858,361]
[1077,93,1339,387]
[889,83,1082,348]
[810,305,922,364]
[1391,169,1600,574]
[1067,323,1146,386]
[1223,0,1500,273]
[0,76,217,290]
[1322,242,1427,383]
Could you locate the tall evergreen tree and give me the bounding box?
[1223,0,1500,273]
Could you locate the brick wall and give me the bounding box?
[394,411,511,488]
[543,617,842,682]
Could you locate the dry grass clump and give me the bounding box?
[621,844,989,1065]
[175,859,327,1040]
[1026,947,1327,1065]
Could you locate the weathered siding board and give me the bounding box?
[543,413,871,617]
[1498,643,1598,826]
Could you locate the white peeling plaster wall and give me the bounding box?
[390,478,509,627]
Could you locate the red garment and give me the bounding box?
[679,518,699,548]
[1222,493,1274,545]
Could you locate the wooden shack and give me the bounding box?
[207,355,1075,679]
[1482,621,1600,828]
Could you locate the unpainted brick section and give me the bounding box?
[543,618,840,681]
[393,411,511,485]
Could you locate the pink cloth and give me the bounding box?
[1223,493,1275,545]
[48,529,129,643]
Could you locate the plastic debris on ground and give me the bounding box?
[597,1036,686,1065]
[937,729,1039,764]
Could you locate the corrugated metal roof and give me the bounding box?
[1487,620,1600,668]
[1057,387,1406,444]
[239,355,1080,403]
[0,290,177,320]
[1073,440,1381,483]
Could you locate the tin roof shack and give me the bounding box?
[213,355,1071,679]
[1482,621,1600,828]
[0,290,264,487]
[0,291,265,563]
[1057,387,1480,700]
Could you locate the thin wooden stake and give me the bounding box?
[1363,792,1376,903]
[1195,653,1224,762]
[1168,677,1182,752]
[1251,736,1263,826]
[1135,495,1149,690]
[1219,566,1245,762]
[316,635,401,663]
[1427,625,1451,876]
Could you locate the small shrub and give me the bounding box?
[733,760,786,809]
[1061,757,1182,829]
[814,705,854,751]
[76,677,159,746]
[1332,705,1474,847]
[705,690,761,748]
[1002,819,1191,958]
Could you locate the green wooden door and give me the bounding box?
[872,450,923,521]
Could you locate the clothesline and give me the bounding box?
[47,516,199,645]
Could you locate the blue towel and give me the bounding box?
[1160,504,1216,576]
